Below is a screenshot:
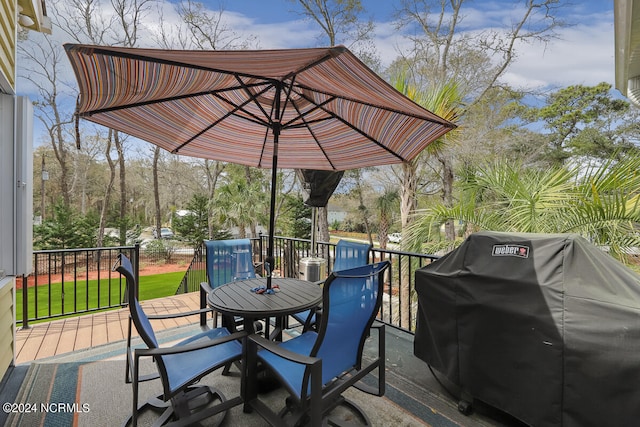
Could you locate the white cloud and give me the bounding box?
[503,19,615,90]
[222,1,614,89]
[18,0,616,97]
[235,19,319,49]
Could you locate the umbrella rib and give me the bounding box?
[173,88,271,153]
[234,75,279,168]
[75,83,267,117]
[280,46,347,81]
[294,82,454,126]
[292,88,408,163]
[175,80,288,153]
[280,95,335,129]
[279,76,298,121]
[258,125,271,168]
[67,44,285,84]
[211,82,274,126]
[236,75,275,125]
[284,89,337,170]
[173,102,244,154]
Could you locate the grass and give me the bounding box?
[16,271,185,322]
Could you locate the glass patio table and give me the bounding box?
[207,277,322,340]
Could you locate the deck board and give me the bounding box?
[37,322,64,359]
[74,315,93,350]
[58,318,79,355]
[15,293,201,364]
[90,313,109,347]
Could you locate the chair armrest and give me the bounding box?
[200,281,213,294]
[200,282,214,326]
[136,330,247,357]
[248,334,318,366]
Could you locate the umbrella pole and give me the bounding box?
[265,122,281,289]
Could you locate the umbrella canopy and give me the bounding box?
[65,44,455,285]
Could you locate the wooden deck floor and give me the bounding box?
[15,293,202,365]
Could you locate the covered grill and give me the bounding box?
[414,231,640,427]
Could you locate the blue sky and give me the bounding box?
[17,0,620,146]
[19,0,617,94]
[199,0,617,93]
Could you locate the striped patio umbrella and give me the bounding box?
[65,44,455,287]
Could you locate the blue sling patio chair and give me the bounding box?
[244,261,390,427]
[199,239,258,329]
[291,239,372,331]
[115,254,246,427]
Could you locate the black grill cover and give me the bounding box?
[414,231,640,427]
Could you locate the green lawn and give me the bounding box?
[16,271,185,322]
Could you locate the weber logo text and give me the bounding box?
[492,244,529,258]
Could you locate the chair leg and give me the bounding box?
[132,356,140,427]
[309,361,322,427]
[222,361,233,376]
[123,386,230,427]
[125,318,133,384]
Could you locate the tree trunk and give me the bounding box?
[400,162,417,228]
[50,119,71,207]
[354,171,373,246]
[204,160,223,238]
[115,131,127,245]
[317,207,330,243]
[378,214,390,250]
[399,160,417,327]
[96,130,116,248]
[153,147,162,239]
[439,153,456,241]
[316,207,330,259]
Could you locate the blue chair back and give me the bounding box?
[312,261,389,384]
[205,239,256,288]
[333,240,371,272]
[116,254,159,349]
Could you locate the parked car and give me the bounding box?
[388,233,402,243]
[153,227,174,239]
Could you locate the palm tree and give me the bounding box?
[391,70,463,327]
[406,155,640,263]
[376,189,399,249]
[212,169,267,239]
[391,70,462,238]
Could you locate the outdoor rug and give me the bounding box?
[5,325,497,427]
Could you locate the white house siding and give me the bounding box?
[0,0,17,382]
[0,278,14,376]
[0,0,16,94]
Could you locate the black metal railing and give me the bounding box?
[20,236,439,334]
[189,234,439,333]
[177,245,206,294]
[19,245,140,328]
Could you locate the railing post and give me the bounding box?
[258,232,264,274]
[21,275,29,329]
[134,243,140,302]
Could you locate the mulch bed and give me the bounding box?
[17,263,187,289]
